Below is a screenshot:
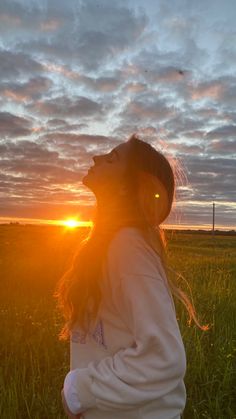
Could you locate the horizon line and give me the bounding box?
[0,216,235,231]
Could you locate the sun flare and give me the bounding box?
[57,218,93,228]
[62,219,82,228]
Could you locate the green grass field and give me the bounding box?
[0,225,235,419]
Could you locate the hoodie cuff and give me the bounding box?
[64,368,97,411]
[64,370,84,414]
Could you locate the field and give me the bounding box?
[0,225,235,419]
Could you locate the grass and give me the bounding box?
[0,225,235,418]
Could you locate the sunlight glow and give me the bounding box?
[0,216,94,228]
[63,219,81,228]
[60,218,92,228]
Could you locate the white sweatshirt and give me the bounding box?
[63,227,186,419]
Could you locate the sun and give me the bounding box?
[62,218,81,228]
[55,218,93,228]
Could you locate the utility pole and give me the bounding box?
[212,202,215,236]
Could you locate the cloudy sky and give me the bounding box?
[0,0,235,229]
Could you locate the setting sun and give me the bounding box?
[55,218,93,228]
[62,219,81,228]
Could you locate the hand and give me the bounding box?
[61,389,84,418]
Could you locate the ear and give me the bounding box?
[138,171,169,225]
[153,183,169,224]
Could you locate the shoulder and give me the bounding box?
[110,226,143,241]
[106,226,163,277]
[107,226,149,254]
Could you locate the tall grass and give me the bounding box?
[168,233,236,418]
[0,226,235,418]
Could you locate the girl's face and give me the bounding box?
[82,141,131,199]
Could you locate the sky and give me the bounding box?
[0,0,235,229]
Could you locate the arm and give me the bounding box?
[63,229,186,412]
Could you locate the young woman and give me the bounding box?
[55,134,207,419]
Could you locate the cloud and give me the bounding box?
[0,112,32,137]
[120,96,174,124]
[168,142,204,154]
[0,139,84,191]
[43,133,118,158]
[0,49,43,80]
[206,139,236,154]
[189,81,225,101]
[123,82,147,93]
[206,125,236,139]
[183,156,236,201]
[65,0,148,71]
[0,76,53,102]
[13,0,148,72]
[44,66,123,93]
[46,119,87,133]
[0,150,79,183]
[185,76,236,110]
[164,114,204,136]
[27,96,105,118]
[0,0,65,35]
[81,75,122,93]
[0,140,59,161]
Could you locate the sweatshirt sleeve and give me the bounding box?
[65,228,186,412]
[63,370,84,414]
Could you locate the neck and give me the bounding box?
[94,195,140,230]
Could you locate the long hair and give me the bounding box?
[54,134,208,340]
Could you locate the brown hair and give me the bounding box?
[54,134,208,340]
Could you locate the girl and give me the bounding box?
[55,134,207,419]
